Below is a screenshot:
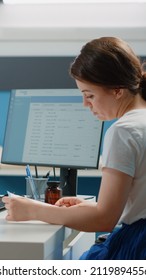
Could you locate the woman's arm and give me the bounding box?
[2,167,133,232]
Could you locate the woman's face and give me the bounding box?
[76,80,119,121]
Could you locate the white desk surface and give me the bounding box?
[0,195,96,260]
[0,210,65,260]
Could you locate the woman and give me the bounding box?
[3,37,146,259]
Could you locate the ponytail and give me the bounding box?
[140,72,146,101]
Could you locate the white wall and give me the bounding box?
[0,2,146,56]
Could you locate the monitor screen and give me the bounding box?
[2,89,103,169]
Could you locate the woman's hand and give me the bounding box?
[2,195,39,221]
[55,196,85,207]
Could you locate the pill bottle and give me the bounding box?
[45,181,62,204]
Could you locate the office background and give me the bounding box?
[0,2,146,197]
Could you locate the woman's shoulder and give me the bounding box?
[106,109,146,146]
[112,109,146,131]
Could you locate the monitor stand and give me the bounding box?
[60,168,77,196]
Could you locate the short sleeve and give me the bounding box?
[102,125,138,177]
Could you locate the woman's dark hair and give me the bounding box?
[70,37,146,100]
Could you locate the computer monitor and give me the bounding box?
[2,89,103,195]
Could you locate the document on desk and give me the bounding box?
[7,191,52,205]
[7,191,15,197]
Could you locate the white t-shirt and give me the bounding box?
[102,109,146,224]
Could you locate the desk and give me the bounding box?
[0,210,65,260]
[0,164,98,259]
[0,196,96,260]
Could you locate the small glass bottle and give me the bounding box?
[45,181,62,205]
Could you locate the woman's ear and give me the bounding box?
[113,88,124,100]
